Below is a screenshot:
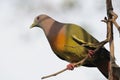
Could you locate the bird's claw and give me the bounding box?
[88,50,95,58]
[67,63,75,70]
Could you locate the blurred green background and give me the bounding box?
[0,0,120,80]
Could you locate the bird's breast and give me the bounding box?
[55,35,65,51]
[49,28,66,53]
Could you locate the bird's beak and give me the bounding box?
[30,22,37,29]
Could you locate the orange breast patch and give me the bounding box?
[53,29,66,52]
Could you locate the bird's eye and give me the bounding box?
[37,16,39,20]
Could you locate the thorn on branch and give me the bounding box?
[101,17,108,23]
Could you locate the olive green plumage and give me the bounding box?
[30,14,110,78]
[62,24,99,62]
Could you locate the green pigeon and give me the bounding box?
[30,14,111,78]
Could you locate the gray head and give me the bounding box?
[30,14,53,29]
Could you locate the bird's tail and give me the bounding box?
[112,62,120,80]
[95,48,120,79]
[96,58,109,78]
[93,48,109,78]
[97,61,120,80]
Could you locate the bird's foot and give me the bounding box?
[66,63,75,70]
[88,50,95,58]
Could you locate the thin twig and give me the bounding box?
[41,68,67,79]
[109,11,120,34]
[41,55,88,79]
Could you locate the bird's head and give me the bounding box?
[30,14,50,29]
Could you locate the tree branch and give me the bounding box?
[106,0,120,80]
[106,0,115,80]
